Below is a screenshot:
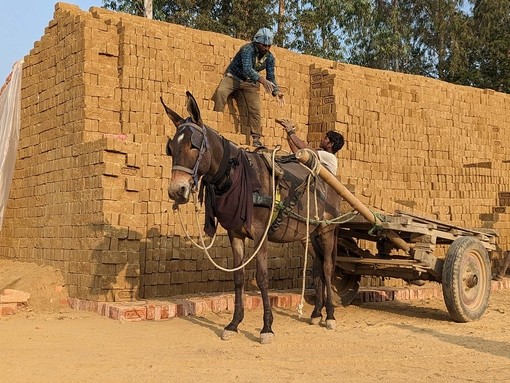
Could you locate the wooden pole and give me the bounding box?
[295,149,410,253]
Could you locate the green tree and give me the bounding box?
[346,0,414,73]
[346,0,470,81]
[469,0,510,92]
[103,0,277,41]
[284,0,348,61]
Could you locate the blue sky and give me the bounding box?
[1,1,103,83]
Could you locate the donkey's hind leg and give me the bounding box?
[308,234,325,325]
[310,253,325,325]
[321,229,337,330]
[222,233,245,340]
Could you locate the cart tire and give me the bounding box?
[332,267,360,306]
[442,236,491,322]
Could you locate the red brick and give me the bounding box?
[146,304,155,320]
[1,303,17,316]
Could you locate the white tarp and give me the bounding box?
[0,59,23,229]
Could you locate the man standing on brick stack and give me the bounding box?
[212,28,285,148]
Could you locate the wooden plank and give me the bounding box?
[336,257,424,266]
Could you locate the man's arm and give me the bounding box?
[266,55,285,106]
[276,119,308,153]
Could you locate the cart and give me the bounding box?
[295,149,497,323]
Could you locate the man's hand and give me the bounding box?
[275,92,285,107]
[259,78,275,94]
[276,118,295,134]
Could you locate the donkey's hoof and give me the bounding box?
[260,332,275,344]
[309,316,322,326]
[325,319,336,330]
[221,329,237,341]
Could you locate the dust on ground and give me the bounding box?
[1,258,509,383]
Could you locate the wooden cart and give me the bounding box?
[295,149,497,322]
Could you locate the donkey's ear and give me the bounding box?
[160,97,184,127]
[186,91,203,125]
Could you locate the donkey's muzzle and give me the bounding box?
[168,182,191,204]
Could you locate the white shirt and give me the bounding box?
[317,150,338,174]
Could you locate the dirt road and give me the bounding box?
[1,260,509,382]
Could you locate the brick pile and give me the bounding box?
[0,2,509,303]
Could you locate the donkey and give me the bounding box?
[162,91,342,343]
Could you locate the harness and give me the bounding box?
[170,120,208,189]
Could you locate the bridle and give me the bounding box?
[169,120,208,189]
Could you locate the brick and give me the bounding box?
[0,289,30,304]
[1,303,18,316]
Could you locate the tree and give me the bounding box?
[469,0,510,92]
[284,0,356,61]
[103,0,277,41]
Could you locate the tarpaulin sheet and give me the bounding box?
[0,59,23,230]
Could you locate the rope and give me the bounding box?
[174,199,217,249]
[176,146,282,272]
[368,209,385,236]
[286,208,359,226]
[297,171,313,317]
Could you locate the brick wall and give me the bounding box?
[1,2,509,301]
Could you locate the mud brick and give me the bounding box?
[0,289,31,304]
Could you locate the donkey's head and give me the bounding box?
[161,92,212,204]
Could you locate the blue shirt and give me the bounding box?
[226,42,280,95]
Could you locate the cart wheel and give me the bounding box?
[442,236,491,322]
[332,267,360,306]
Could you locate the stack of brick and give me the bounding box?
[1,2,510,302]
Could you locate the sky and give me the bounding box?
[0,1,103,84]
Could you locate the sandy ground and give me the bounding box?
[1,259,509,383]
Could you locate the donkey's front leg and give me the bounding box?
[222,234,245,340]
[256,240,274,344]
